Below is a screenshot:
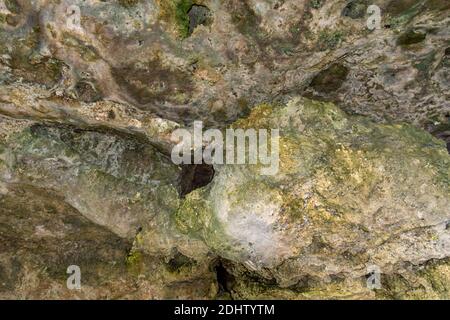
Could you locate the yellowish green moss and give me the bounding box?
[232,103,274,129]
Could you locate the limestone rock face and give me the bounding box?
[0,1,448,138]
[0,184,134,299]
[0,121,217,299]
[177,98,450,299]
[0,0,449,300]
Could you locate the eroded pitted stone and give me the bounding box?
[0,0,449,300]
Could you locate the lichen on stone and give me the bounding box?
[0,0,449,301]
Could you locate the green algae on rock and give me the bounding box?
[176,97,450,299]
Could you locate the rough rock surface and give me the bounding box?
[177,97,450,299]
[0,0,449,299]
[0,120,218,299]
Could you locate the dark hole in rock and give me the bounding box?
[342,0,368,19]
[310,63,349,94]
[214,259,235,296]
[445,47,450,56]
[179,160,215,197]
[188,5,212,35]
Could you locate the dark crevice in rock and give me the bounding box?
[179,161,215,197]
[187,5,213,36]
[214,259,235,298]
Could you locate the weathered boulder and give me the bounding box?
[176,97,450,299]
[0,120,217,299]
